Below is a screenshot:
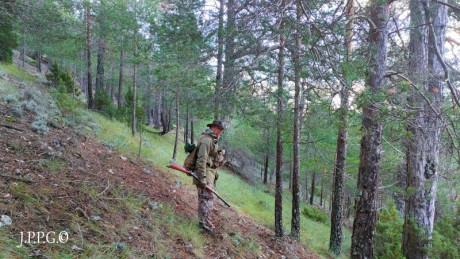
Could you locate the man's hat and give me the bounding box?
[207,120,225,130]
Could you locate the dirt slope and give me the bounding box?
[0,92,318,257]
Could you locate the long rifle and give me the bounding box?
[167,162,231,207]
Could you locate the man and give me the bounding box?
[193,120,225,235]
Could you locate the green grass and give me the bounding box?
[0,63,37,82]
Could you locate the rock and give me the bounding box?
[0,215,12,228]
[120,155,127,161]
[113,243,126,252]
[91,215,101,221]
[143,168,152,175]
[71,245,84,252]
[108,169,115,175]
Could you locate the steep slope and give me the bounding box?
[0,63,318,258]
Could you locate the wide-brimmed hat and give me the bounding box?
[207,120,225,130]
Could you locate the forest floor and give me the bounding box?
[0,60,319,258]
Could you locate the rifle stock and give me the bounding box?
[167,162,231,207]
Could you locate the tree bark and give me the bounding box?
[37,51,42,73]
[190,114,194,144]
[305,173,308,201]
[132,34,137,137]
[221,0,236,115]
[96,38,105,94]
[290,0,302,240]
[351,1,389,258]
[86,4,93,110]
[172,87,180,161]
[274,0,286,238]
[117,40,124,108]
[320,178,324,207]
[214,0,224,120]
[310,171,316,205]
[185,105,189,144]
[402,1,446,258]
[329,0,353,255]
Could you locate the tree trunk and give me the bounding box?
[320,178,324,207]
[214,0,224,120]
[394,161,406,218]
[274,0,286,238]
[132,35,137,137]
[110,83,115,104]
[86,4,93,110]
[96,38,105,94]
[21,29,25,67]
[185,106,189,144]
[153,89,161,129]
[305,173,308,201]
[310,171,316,205]
[351,1,389,258]
[37,51,42,73]
[263,153,269,184]
[330,0,353,255]
[402,1,446,258]
[172,88,180,161]
[290,0,302,240]
[221,0,236,115]
[117,40,124,108]
[190,114,194,144]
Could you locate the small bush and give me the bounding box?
[22,99,37,112]
[11,105,23,118]
[32,114,49,135]
[302,206,329,224]
[375,203,404,259]
[46,62,76,94]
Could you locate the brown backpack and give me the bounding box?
[183,135,208,171]
[183,144,199,171]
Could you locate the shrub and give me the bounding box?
[302,205,329,224]
[430,207,460,258]
[0,3,17,63]
[375,203,404,259]
[46,62,76,94]
[32,114,49,135]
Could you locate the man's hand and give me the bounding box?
[215,150,226,168]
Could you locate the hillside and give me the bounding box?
[0,62,319,258]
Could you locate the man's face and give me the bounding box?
[211,125,223,138]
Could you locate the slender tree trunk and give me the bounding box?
[86,4,93,110]
[305,173,308,201]
[263,131,269,185]
[351,1,389,258]
[153,89,161,129]
[394,161,406,218]
[221,0,236,115]
[290,0,302,240]
[96,38,105,94]
[118,39,124,108]
[21,29,25,67]
[37,51,42,73]
[185,106,189,144]
[402,1,446,258]
[330,0,353,255]
[320,178,324,207]
[310,171,316,205]
[214,0,224,120]
[275,0,286,238]
[190,114,194,144]
[172,88,180,161]
[132,35,137,137]
[110,83,115,104]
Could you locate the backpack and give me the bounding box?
[183,143,198,171]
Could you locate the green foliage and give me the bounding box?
[46,62,76,94]
[0,2,18,63]
[430,207,460,258]
[94,89,116,117]
[302,205,329,224]
[375,203,405,259]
